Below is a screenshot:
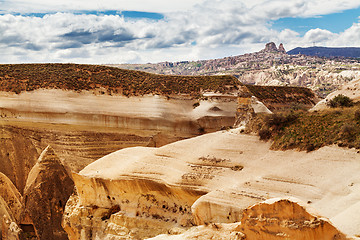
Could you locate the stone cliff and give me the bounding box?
[21,146,74,240]
[63,131,360,239]
[0,172,22,239]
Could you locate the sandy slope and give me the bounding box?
[312,78,360,110]
[79,130,360,237]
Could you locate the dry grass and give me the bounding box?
[0,63,240,97]
[252,104,360,151]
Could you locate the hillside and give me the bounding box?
[114,43,360,98]
[288,46,360,58]
[247,104,360,152]
[0,64,239,97]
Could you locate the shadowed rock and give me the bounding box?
[21,146,74,240]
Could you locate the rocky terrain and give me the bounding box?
[0,60,358,239]
[115,43,360,98]
[62,131,360,239]
[0,63,250,239]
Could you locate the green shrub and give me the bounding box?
[327,94,354,108]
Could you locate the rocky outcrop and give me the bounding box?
[239,198,346,240]
[149,198,346,240]
[311,77,360,111]
[0,172,23,223]
[0,128,39,194]
[63,131,360,239]
[0,172,22,239]
[22,146,74,240]
[262,42,279,53]
[278,43,286,53]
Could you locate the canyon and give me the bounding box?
[0,56,359,239]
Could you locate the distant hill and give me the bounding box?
[287,46,360,58]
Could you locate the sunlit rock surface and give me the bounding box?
[63,131,360,239]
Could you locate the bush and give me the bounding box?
[355,109,360,121]
[327,94,354,108]
[264,113,298,130]
[259,128,271,140]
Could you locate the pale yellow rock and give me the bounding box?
[239,198,347,240]
[63,131,360,239]
[0,172,23,222]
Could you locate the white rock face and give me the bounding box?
[0,89,237,134]
[63,131,360,239]
[311,78,360,111]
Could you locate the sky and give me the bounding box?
[0,0,359,64]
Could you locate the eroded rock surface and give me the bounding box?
[0,128,38,194]
[239,198,346,240]
[22,146,74,240]
[63,131,360,239]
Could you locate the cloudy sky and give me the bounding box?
[0,0,359,64]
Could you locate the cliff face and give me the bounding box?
[0,128,38,194]
[0,89,237,134]
[22,146,74,240]
[63,131,360,239]
[0,172,22,239]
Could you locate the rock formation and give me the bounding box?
[0,172,22,239]
[262,42,279,53]
[311,77,360,111]
[21,146,74,240]
[239,198,346,240]
[278,43,286,53]
[63,131,360,239]
[0,128,39,194]
[149,198,346,240]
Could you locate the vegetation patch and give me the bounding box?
[0,63,240,97]
[245,85,317,110]
[251,104,360,151]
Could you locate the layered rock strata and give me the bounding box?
[63,131,360,239]
[149,198,346,240]
[0,89,237,134]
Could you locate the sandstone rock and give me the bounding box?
[0,128,39,194]
[148,222,246,240]
[239,198,347,240]
[2,215,21,240]
[63,131,360,239]
[0,172,23,223]
[22,146,74,240]
[278,43,286,53]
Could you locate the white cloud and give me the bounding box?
[303,28,337,44]
[0,0,359,63]
[1,0,206,13]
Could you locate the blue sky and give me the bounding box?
[0,0,359,63]
[273,7,360,35]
